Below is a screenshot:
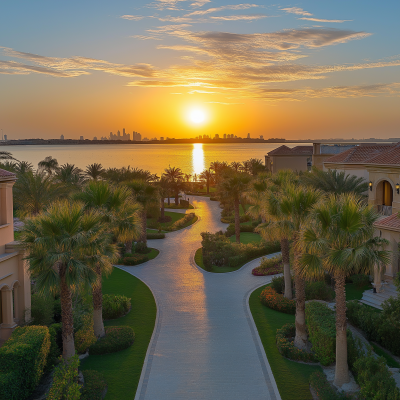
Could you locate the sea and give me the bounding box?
[2,143,307,177]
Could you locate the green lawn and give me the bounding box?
[147,211,196,231]
[345,282,372,301]
[250,285,320,400]
[229,232,261,244]
[146,248,159,261]
[81,268,157,400]
[371,343,400,368]
[164,203,194,209]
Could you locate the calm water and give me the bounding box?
[2,143,306,176]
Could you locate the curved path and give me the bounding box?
[119,196,281,400]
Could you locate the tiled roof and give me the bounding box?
[366,142,400,165]
[0,168,16,177]
[374,214,400,231]
[325,144,394,164]
[268,145,313,156]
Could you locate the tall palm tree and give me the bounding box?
[279,184,322,350]
[0,151,16,161]
[162,166,184,205]
[210,161,229,183]
[126,180,159,247]
[75,181,141,337]
[300,167,368,196]
[199,169,214,194]
[298,194,389,387]
[158,177,170,219]
[21,200,114,360]
[15,160,34,175]
[0,161,18,173]
[13,171,66,216]
[217,170,251,243]
[56,163,84,191]
[38,156,59,176]
[85,163,105,181]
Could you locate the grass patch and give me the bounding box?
[345,282,372,301]
[371,343,400,368]
[164,203,194,209]
[229,232,261,244]
[146,248,159,261]
[250,285,320,400]
[80,268,157,399]
[147,211,185,230]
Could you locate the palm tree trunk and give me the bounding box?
[234,197,240,243]
[168,194,170,206]
[141,210,147,246]
[334,273,350,387]
[125,240,133,253]
[281,238,292,299]
[92,264,105,338]
[60,264,75,360]
[161,197,165,219]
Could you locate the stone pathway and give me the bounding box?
[119,196,281,400]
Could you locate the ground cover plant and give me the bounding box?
[80,268,156,399]
[147,211,193,230]
[250,285,320,400]
[164,212,197,231]
[252,255,283,276]
[309,371,351,400]
[118,248,159,265]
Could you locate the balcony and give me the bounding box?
[377,205,392,216]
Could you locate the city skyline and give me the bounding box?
[1,1,399,140]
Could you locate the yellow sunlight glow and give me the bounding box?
[189,109,206,124]
[192,143,205,175]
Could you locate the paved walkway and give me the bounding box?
[120,196,281,400]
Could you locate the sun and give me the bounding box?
[189,109,206,124]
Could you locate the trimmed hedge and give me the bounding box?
[47,355,81,400]
[89,326,135,355]
[252,255,283,276]
[146,232,165,239]
[165,213,196,231]
[119,254,149,266]
[48,323,62,368]
[309,371,350,400]
[0,325,51,400]
[260,286,296,314]
[225,223,255,237]
[102,294,131,320]
[305,302,336,366]
[81,370,107,400]
[276,323,316,363]
[75,314,97,354]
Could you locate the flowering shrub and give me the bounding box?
[276,324,316,362]
[165,213,196,231]
[252,255,283,276]
[74,314,97,354]
[102,294,131,320]
[89,326,135,355]
[260,286,296,314]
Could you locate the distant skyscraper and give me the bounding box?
[259,135,264,140]
[80,136,84,140]
[3,135,7,141]
[160,137,164,141]
[93,136,98,140]
[247,133,250,139]
[223,134,226,139]
[214,134,219,139]
[60,134,65,140]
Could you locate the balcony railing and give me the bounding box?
[377,205,392,216]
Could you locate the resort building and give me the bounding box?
[265,145,313,173]
[0,169,31,342]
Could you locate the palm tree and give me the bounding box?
[230,161,242,172]
[158,177,170,219]
[21,200,114,360]
[298,194,390,386]
[279,184,322,350]
[85,163,105,181]
[75,181,141,337]
[15,160,34,175]
[13,171,66,216]
[217,170,251,243]
[0,161,18,173]
[56,163,84,191]
[300,167,368,196]
[162,166,184,205]
[199,169,214,194]
[210,161,229,182]
[126,180,159,247]
[38,156,59,176]
[0,151,16,161]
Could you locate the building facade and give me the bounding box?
[0,169,31,341]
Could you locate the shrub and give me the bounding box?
[252,255,283,276]
[81,370,107,400]
[276,323,316,362]
[121,254,149,266]
[260,286,296,314]
[309,371,351,400]
[157,215,172,223]
[48,323,62,368]
[225,223,255,237]
[74,314,97,354]
[47,355,81,400]
[102,294,131,320]
[147,232,165,239]
[305,302,336,365]
[30,292,55,326]
[135,242,151,253]
[165,213,196,231]
[0,326,51,400]
[89,326,135,355]
[350,274,370,288]
[270,276,285,294]
[305,281,335,302]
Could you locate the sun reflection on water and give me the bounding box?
[192,143,205,176]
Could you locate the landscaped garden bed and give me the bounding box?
[252,255,283,276]
[147,211,197,231]
[118,248,159,266]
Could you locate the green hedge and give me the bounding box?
[89,326,135,355]
[0,325,51,400]
[225,223,255,237]
[146,232,165,239]
[47,355,81,400]
[305,302,336,365]
[48,323,62,368]
[102,294,131,320]
[119,254,149,266]
[81,370,107,400]
[276,323,316,363]
[164,213,196,231]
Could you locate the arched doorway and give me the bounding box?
[376,180,393,215]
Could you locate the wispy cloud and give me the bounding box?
[210,14,268,21]
[281,7,312,16]
[120,15,145,21]
[186,4,259,17]
[281,6,350,24]
[190,0,211,7]
[299,17,350,23]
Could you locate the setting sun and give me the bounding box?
[188,109,206,125]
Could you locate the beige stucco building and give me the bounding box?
[0,169,31,341]
[265,145,313,173]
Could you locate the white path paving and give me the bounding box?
[119,196,281,400]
